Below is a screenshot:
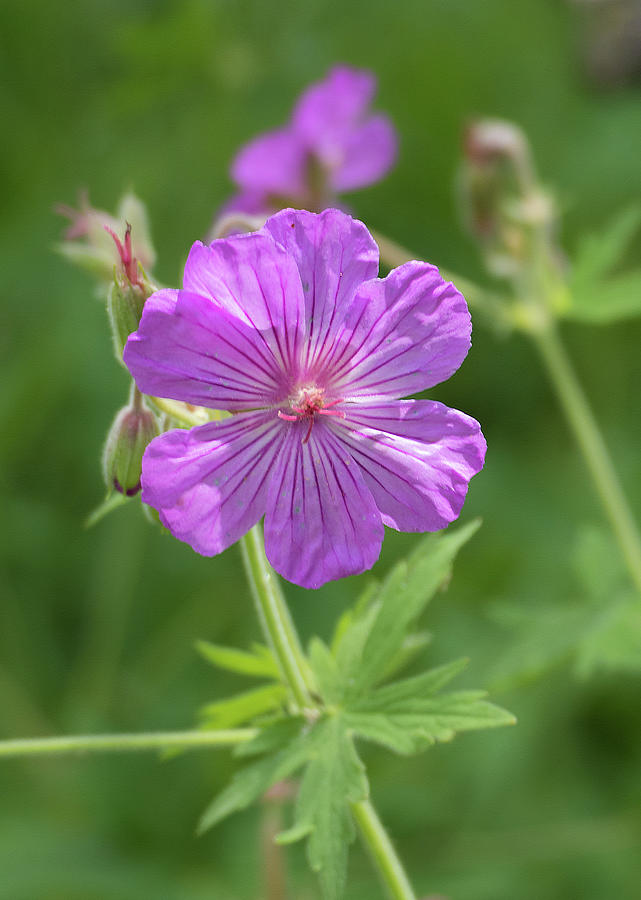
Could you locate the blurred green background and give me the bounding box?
[2,0,641,897]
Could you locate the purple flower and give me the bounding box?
[124,208,485,589]
[225,66,398,217]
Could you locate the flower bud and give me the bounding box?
[107,275,146,358]
[102,393,159,497]
[459,119,556,278]
[56,190,156,287]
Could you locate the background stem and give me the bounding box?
[532,322,641,598]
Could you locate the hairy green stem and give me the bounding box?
[352,800,418,900]
[240,525,417,900]
[532,322,641,598]
[240,525,313,710]
[0,729,257,759]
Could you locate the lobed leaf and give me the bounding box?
[277,716,368,900]
[347,521,480,699]
[198,683,287,729]
[195,640,280,679]
[197,719,313,834]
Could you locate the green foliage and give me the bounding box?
[489,526,641,689]
[565,206,641,323]
[195,640,279,679]
[197,524,514,899]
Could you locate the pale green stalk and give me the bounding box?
[352,800,418,900]
[0,729,256,759]
[240,524,417,900]
[532,322,641,597]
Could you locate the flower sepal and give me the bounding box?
[102,390,159,498]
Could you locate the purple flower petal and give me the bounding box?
[264,421,384,589]
[331,400,486,532]
[124,288,290,409]
[293,66,376,149]
[327,261,472,400]
[230,127,307,198]
[264,208,379,372]
[329,114,398,192]
[142,412,286,556]
[183,231,306,375]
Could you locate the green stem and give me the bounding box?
[0,728,257,759]
[240,525,313,710]
[532,322,641,598]
[352,800,417,900]
[240,526,417,900]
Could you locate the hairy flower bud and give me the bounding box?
[56,190,156,287]
[107,275,147,358]
[102,393,159,497]
[459,119,556,278]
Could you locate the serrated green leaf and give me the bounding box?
[572,205,641,284]
[197,721,313,834]
[348,521,480,698]
[195,640,279,679]
[350,658,469,712]
[380,631,433,681]
[566,205,641,323]
[566,271,641,323]
[279,717,368,900]
[234,716,306,757]
[346,694,515,755]
[308,638,343,706]
[198,683,287,729]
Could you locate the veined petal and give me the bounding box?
[183,232,306,375]
[330,400,486,532]
[264,422,384,589]
[141,412,285,556]
[264,208,379,372]
[330,114,398,192]
[327,261,472,400]
[231,127,307,197]
[124,289,288,409]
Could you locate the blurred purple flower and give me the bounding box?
[225,66,398,218]
[124,208,485,589]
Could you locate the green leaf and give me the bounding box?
[308,638,343,706]
[198,683,287,729]
[572,205,641,284]
[575,592,641,678]
[195,640,280,679]
[278,717,368,900]
[348,521,480,698]
[234,716,306,757]
[566,206,641,323]
[346,693,516,755]
[351,658,469,712]
[197,720,313,834]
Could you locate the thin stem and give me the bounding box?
[240,525,418,899]
[352,800,417,900]
[240,525,313,710]
[0,729,257,760]
[532,321,641,597]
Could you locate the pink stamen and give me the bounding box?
[278,393,346,443]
